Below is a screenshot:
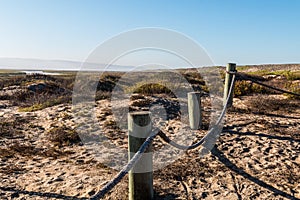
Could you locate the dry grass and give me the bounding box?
[47,125,81,147]
[234,80,273,96]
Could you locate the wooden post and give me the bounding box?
[223,63,236,107]
[128,111,153,200]
[188,92,202,130]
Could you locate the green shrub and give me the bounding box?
[234,80,251,96]
[125,82,174,96]
[284,71,300,81]
[284,82,300,99]
[234,80,272,96]
[248,70,300,81]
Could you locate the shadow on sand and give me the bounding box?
[0,186,88,200]
[223,129,300,143]
[211,145,299,200]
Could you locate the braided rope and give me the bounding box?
[91,75,236,199]
[3,70,297,200]
[90,128,159,200]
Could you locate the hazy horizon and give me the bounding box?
[1,57,300,72]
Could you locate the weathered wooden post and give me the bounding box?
[223,63,236,107]
[188,92,202,130]
[128,111,153,200]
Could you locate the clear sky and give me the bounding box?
[1,0,300,68]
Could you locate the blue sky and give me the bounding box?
[0,0,300,68]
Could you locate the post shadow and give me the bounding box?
[0,186,88,200]
[223,129,300,143]
[211,146,299,200]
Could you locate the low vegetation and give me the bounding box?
[0,67,299,112]
[125,82,174,95]
[247,70,300,80]
[234,80,273,96]
[47,125,81,146]
[247,95,299,114]
[0,117,28,138]
[284,81,300,99]
[18,96,72,112]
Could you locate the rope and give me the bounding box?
[236,72,300,97]
[90,76,238,199]
[90,128,159,200]
[3,69,298,200]
[158,74,236,150]
[226,70,237,75]
[91,75,236,199]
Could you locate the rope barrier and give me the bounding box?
[4,69,298,199]
[91,75,236,198]
[158,74,236,150]
[86,73,238,199]
[226,70,237,75]
[90,128,159,200]
[235,72,300,97]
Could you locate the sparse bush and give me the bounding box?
[18,95,72,112]
[234,80,252,96]
[126,82,175,96]
[284,81,300,99]
[47,125,81,146]
[234,80,273,96]
[247,70,300,81]
[138,83,171,94]
[183,71,205,85]
[284,71,300,81]
[95,91,111,100]
[1,74,75,111]
[201,85,210,93]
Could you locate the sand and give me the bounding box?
[0,90,299,199]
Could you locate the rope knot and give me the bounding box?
[226,70,237,75]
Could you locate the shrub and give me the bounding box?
[1,74,76,109]
[284,71,300,81]
[47,125,81,146]
[18,95,72,112]
[125,82,175,96]
[234,80,252,96]
[183,71,205,85]
[284,81,300,99]
[95,91,111,100]
[234,80,273,96]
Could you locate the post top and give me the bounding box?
[129,111,151,116]
[188,91,201,94]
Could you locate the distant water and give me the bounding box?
[21,71,61,75]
